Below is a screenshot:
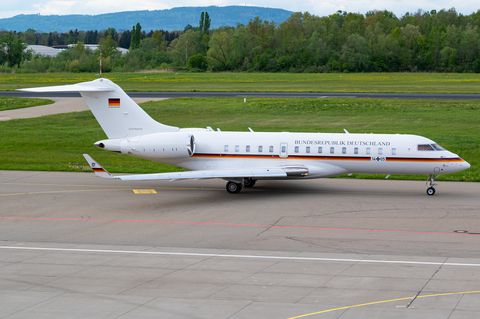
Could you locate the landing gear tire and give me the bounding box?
[243,178,256,188]
[226,181,242,194]
[426,187,435,196]
[425,174,439,196]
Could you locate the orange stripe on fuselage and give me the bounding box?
[387,157,466,163]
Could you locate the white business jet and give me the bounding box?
[20,78,470,195]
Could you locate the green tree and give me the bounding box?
[23,29,37,45]
[169,30,198,66]
[207,28,234,71]
[99,35,119,58]
[188,53,207,69]
[130,23,142,50]
[151,30,167,51]
[197,12,212,55]
[340,34,370,71]
[0,31,27,67]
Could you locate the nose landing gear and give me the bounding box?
[426,174,439,196]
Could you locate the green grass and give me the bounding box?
[0,96,54,111]
[1,72,480,94]
[0,97,478,182]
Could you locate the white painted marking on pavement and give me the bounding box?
[1,246,479,267]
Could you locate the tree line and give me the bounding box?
[1,8,480,73]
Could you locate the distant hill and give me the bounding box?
[0,6,294,33]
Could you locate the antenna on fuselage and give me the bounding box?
[99,52,102,78]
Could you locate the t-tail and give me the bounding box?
[19,78,178,139]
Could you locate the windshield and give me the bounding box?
[431,143,446,151]
[418,144,446,151]
[418,144,434,151]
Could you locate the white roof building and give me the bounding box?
[27,44,129,57]
[27,45,63,57]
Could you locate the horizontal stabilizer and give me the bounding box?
[18,82,114,93]
[20,78,178,139]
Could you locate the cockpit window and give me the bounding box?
[418,144,434,151]
[418,144,445,151]
[432,143,446,151]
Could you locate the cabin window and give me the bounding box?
[224,145,229,152]
[258,145,263,152]
[246,145,250,152]
[306,146,310,153]
[295,146,299,153]
[392,148,396,155]
[418,144,434,151]
[235,145,239,152]
[269,146,274,153]
[378,148,383,155]
[354,147,358,154]
[330,147,334,154]
[281,146,286,153]
[342,147,346,154]
[318,147,322,154]
[366,147,371,155]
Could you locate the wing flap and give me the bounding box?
[116,168,292,181]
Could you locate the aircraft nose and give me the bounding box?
[464,160,471,170]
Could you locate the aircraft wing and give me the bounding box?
[83,154,308,181]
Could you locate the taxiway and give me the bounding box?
[1,171,480,318]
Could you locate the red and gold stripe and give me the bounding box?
[387,157,466,163]
[192,153,465,163]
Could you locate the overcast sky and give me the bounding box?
[1,0,478,20]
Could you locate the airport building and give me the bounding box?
[27,44,129,57]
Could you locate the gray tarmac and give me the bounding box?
[3,90,480,100]
[0,97,166,120]
[1,170,480,319]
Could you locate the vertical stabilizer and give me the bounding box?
[19,78,179,139]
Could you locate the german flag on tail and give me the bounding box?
[108,98,120,107]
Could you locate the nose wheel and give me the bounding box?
[425,174,439,196]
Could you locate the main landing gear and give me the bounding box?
[243,178,256,188]
[226,181,242,194]
[425,174,439,196]
[226,178,256,194]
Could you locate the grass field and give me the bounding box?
[0,96,53,111]
[1,72,480,94]
[0,97,478,182]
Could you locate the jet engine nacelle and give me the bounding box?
[119,132,196,159]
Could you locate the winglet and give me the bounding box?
[83,154,114,179]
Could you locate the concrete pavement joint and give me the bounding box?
[405,259,446,308]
